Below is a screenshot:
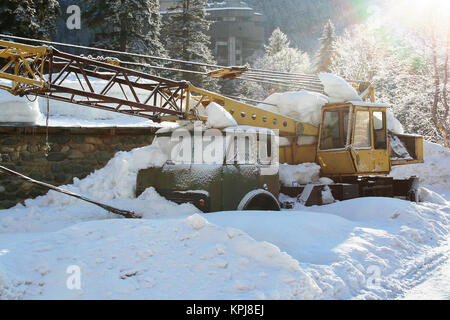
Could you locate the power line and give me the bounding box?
[0,33,324,82]
[0,34,223,70]
[0,34,362,91]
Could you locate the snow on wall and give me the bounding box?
[0,87,42,123]
[0,138,174,233]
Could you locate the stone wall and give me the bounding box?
[0,126,157,209]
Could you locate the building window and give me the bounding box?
[216,42,228,61]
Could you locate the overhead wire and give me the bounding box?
[0,34,365,93]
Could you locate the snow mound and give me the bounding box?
[205,102,237,129]
[319,73,362,103]
[391,141,450,193]
[0,88,42,123]
[0,216,321,299]
[387,110,404,134]
[208,197,449,299]
[418,187,447,205]
[0,139,185,233]
[279,163,321,186]
[258,91,328,126]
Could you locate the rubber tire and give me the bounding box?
[239,190,281,211]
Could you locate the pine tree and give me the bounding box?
[0,0,59,40]
[161,0,217,89]
[237,28,312,101]
[264,27,290,56]
[314,20,337,72]
[82,0,166,61]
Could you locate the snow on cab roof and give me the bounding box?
[348,101,389,108]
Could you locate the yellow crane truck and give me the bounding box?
[0,39,424,212]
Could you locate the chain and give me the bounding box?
[43,95,51,157]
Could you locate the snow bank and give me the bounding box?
[208,197,449,299]
[387,110,404,134]
[0,88,42,123]
[258,91,328,126]
[0,138,184,233]
[205,102,237,129]
[418,187,447,205]
[0,138,448,299]
[0,216,321,299]
[279,163,321,186]
[319,73,362,103]
[391,141,450,193]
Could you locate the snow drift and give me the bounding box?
[0,216,322,299]
[0,138,177,233]
[391,141,450,193]
[258,91,328,126]
[0,86,42,123]
[319,73,362,103]
[206,102,238,129]
[279,163,321,186]
[0,133,448,299]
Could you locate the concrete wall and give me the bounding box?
[0,126,157,209]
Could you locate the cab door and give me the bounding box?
[370,109,390,173]
[317,106,357,175]
[350,108,390,174]
[350,108,373,173]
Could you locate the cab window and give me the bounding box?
[353,111,371,148]
[320,108,349,150]
[373,111,387,149]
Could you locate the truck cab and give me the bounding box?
[136,125,281,212]
[317,101,424,178]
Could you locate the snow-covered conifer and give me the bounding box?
[161,0,218,90]
[0,0,59,40]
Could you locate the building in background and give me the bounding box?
[160,0,265,66]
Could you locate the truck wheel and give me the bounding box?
[238,189,280,211]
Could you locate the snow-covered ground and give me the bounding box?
[0,138,448,300]
[0,74,449,299]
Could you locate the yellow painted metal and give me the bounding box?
[349,106,391,175]
[189,85,318,137]
[280,144,317,165]
[416,136,424,161]
[0,40,50,94]
[0,39,425,180]
[209,66,249,80]
[318,150,356,175]
[317,103,395,177]
[391,135,424,166]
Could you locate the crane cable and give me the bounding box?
[0,34,325,83]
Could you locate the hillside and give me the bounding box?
[247,0,384,51]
